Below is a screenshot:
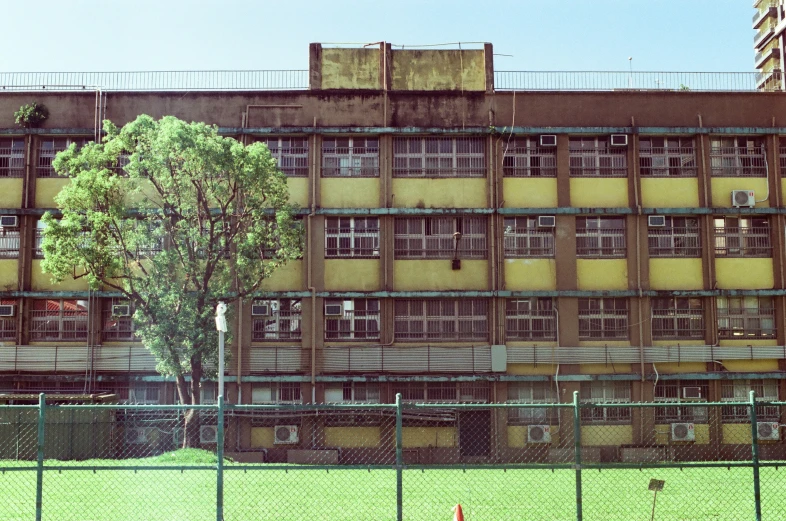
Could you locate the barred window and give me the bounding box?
[0,138,24,178]
[252,299,302,341]
[710,137,766,177]
[392,382,490,403]
[255,137,308,177]
[322,137,379,177]
[37,137,91,177]
[260,217,303,260]
[394,216,487,259]
[654,380,709,423]
[251,382,302,404]
[0,222,20,259]
[325,217,379,258]
[30,299,89,341]
[639,137,697,177]
[721,380,779,422]
[714,216,771,257]
[580,381,631,424]
[717,296,775,339]
[393,137,485,178]
[324,298,380,340]
[648,216,701,257]
[110,153,131,176]
[505,298,557,341]
[394,299,488,342]
[325,382,381,403]
[502,137,557,177]
[578,298,628,340]
[780,140,786,173]
[503,217,555,258]
[576,217,626,258]
[102,300,138,342]
[128,384,161,405]
[651,297,704,340]
[569,137,627,177]
[0,299,17,340]
[507,382,558,424]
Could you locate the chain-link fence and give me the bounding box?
[0,392,784,520]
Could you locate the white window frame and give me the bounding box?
[721,380,779,422]
[505,298,557,341]
[710,137,766,177]
[503,216,555,258]
[102,299,138,342]
[714,216,771,258]
[0,138,24,178]
[394,299,488,342]
[654,380,709,423]
[394,216,487,259]
[576,217,626,258]
[324,298,380,340]
[580,381,632,424]
[502,137,557,177]
[325,217,380,258]
[0,299,17,340]
[251,382,302,404]
[30,299,89,341]
[648,216,701,257]
[393,136,485,178]
[716,296,776,339]
[255,137,309,177]
[639,137,697,177]
[322,137,379,177]
[128,383,161,405]
[324,382,381,403]
[37,137,90,178]
[569,137,627,177]
[0,223,20,259]
[578,298,629,340]
[650,297,704,340]
[507,382,558,424]
[252,299,302,341]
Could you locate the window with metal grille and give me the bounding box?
[324,298,380,340]
[252,299,302,341]
[721,380,779,422]
[717,296,776,339]
[0,138,24,178]
[651,297,704,340]
[324,382,381,403]
[251,382,302,403]
[0,222,20,259]
[505,298,557,341]
[503,217,555,258]
[639,137,697,177]
[654,380,709,423]
[580,381,632,424]
[0,299,17,340]
[110,153,131,176]
[391,382,490,403]
[648,216,701,257]
[37,138,91,177]
[506,382,558,424]
[325,217,379,258]
[780,140,786,173]
[394,216,487,259]
[322,137,379,177]
[710,137,766,177]
[254,137,309,177]
[128,384,161,405]
[502,137,557,177]
[394,299,488,342]
[393,137,485,178]
[569,137,627,177]
[578,298,628,340]
[30,299,89,341]
[576,217,626,258]
[102,300,138,341]
[259,217,303,260]
[714,216,771,257]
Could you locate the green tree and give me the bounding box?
[41,115,302,446]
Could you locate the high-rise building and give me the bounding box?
[754,0,785,89]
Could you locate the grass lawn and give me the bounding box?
[2,451,785,520]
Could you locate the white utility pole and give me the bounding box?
[215,302,228,398]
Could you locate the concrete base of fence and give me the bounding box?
[225,451,267,463]
[287,449,339,464]
[620,446,669,462]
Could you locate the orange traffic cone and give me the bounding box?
[453,504,465,521]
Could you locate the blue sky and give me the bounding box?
[0,0,755,72]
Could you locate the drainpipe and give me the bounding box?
[309,130,317,404]
[631,122,645,381]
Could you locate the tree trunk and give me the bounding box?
[176,361,203,449]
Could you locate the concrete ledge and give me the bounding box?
[287,449,339,464]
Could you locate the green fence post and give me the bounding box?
[749,390,762,521]
[35,393,45,521]
[395,393,403,521]
[216,395,225,521]
[573,390,583,521]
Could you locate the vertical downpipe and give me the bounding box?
[749,390,762,521]
[395,392,403,521]
[35,393,45,521]
[573,391,582,521]
[216,394,225,521]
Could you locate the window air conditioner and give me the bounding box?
[682,387,702,399]
[527,424,552,444]
[274,425,299,444]
[324,303,344,316]
[537,216,556,228]
[757,422,780,441]
[539,135,557,147]
[200,425,218,444]
[0,216,19,227]
[251,303,272,316]
[610,134,628,147]
[731,190,755,208]
[648,215,666,227]
[671,422,695,442]
[112,305,131,317]
[0,305,15,317]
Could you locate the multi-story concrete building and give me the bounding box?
[1,43,785,460]
[754,0,786,89]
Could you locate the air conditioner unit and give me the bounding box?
[112,305,131,317]
[537,215,556,228]
[682,387,702,399]
[731,190,755,208]
[610,134,628,147]
[539,135,557,147]
[251,303,271,316]
[0,216,18,228]
[527,424,552,444]
[757,422,781,441]
[0,305,15,317]
[324,303,344,316]
[274,425,299,444]
[671,422,695,442]
[648,215,666,227]
[200,425,218,444]
[125,427,150,444]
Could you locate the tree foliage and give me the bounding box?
[41,115,302,438]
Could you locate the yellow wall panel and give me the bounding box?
[391,178,487,208]
[780,179,786,206]
[321,48,380,90]
[402,427,457,448]
[324,427,381,448]
[641,178,700,208]
[35,178,70,208]
[391,50,485,91]
[654,423,710,445]
[723,424,753,444]
[324,259,380,291]
[259,261,303,291]
[321,178,379,208]
[581,425,633,446]
[250,427,275,448]
[720,359,779,372]
[649,258,704,290]
[504,259,557,290]
[650,362,707,374]
[0,179,23,208]
[570,178,629,208]
[502,178,558,208]
[394,260,487,291]
[506,425,560,447]
[715,258,774,289]
[286,177,309,208]
[506,363,558,376]
[711,178,770,208]
[31,260,88,291]
[580,363,632,374]
[0,260,18,290]
[577,259,628,290]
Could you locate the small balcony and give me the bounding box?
[753,5,778,29]
[754,23,776,48]
[755,46,781,68]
